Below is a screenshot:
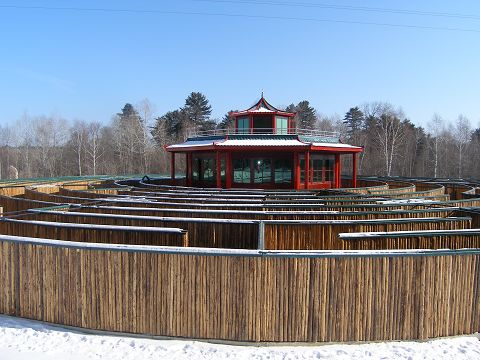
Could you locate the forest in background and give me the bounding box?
[0,91,479,180]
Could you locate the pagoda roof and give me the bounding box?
[230,96,295,117]
[166,134,363,153]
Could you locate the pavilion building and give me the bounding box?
[166,96,362,190]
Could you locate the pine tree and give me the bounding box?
[343,107,365,138]
[183,92,212,127]
[286,101,316,129]
[152,110,185,144]
[217,111,236,130]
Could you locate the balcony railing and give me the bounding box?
[187,128,340,139]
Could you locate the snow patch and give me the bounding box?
[1,315,480,359]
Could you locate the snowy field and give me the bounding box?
[1,315,480,360]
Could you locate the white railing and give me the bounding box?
[187,128,340,138]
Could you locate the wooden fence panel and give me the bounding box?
[22,211,258,249]
[264,218,472,250]
[0,219,188,247]
[0,238,479,342]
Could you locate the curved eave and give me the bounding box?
[167,144,363,153]
[310,145,363,153]
[230,110,295,117]
[166,145,216,152]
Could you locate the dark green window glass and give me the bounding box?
[274,158,292,183]
[253,159,271,183]
[233,159,250,183]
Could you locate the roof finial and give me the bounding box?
[261,90,264,98]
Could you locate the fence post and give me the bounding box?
[258,221,265,250]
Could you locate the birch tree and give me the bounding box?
[69,120,89,176]
[454,115,472,178]
[427,114,445,178]
[86,121,104,176]
[373,109,405,176]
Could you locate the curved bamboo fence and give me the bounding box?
[0,176,479,342]
[1,235,480,342]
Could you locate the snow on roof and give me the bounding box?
[310,142,363,149]
[248,106,275,113]
[217,139,307,147]
[166,139,219,149]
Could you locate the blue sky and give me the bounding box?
[0,0,479,127]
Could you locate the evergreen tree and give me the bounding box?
[285,104,296,113]
[152,110,185,144]
[286,101,316,129]
[343,107,365,138]
[183,92,212,127]
[217,111,236,130]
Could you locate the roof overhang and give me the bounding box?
[166,136,364,154]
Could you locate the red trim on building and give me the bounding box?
[216,151,221,188]
[305,151,310,190]
[170,152,175,180]
[226,152,232,189]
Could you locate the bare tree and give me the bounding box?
[69,120,89,176]
[373,108,405,176]
[33,116,68,177]
[427,114,445,178]
[454,115,472,178]
[86,121,104,176]
[136,98,154,174]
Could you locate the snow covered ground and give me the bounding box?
[1,315,480,360]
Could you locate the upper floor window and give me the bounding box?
[275,116,289,134]
[237,116,249,134]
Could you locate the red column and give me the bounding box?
[216,151,222,188]
[305,151,310,190]
[186,153,193,186]
[334,154,340,188]
[185,153,190,186]
[226,152,232,189]
[338,154,342,188]
[293,152,300,190]
[170,152,175,180]
[352,153,357,188]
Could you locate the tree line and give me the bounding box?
[0,92,478,180]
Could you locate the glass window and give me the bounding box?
[299,154,335,184]
[201,158,215,181]
[233,158,251,183]
[300,157,305,182]
[324,159,334,182]
[237,116,249,134]
[253,159,271,183]
[274,158,292,183]
[312,159,323,182]
[275,116,289,135]
[193,158,200,181]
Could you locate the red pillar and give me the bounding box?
[226,152,232,189]
[186,153,193,186]
[185,153,190,186]
[352,153,357,188]
[338,154,342,188]
[293,152,300,190]
[216,151,222,188]
[334,154,340,188]
[305,151,310,190]
[170,152,175,180]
